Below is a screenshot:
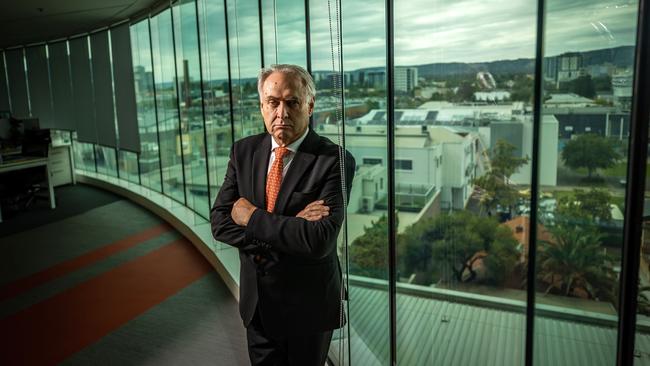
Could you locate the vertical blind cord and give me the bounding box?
[327,0,349,364]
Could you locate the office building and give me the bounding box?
[0,0,648,365]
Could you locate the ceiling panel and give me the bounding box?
[0,0,160,48]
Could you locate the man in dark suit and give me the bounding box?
[211,64,355,366]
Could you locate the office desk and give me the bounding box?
[0,157,55,223]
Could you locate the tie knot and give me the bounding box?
[275,147,289,159]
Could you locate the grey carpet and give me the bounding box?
[0,184,122,238]
[0,186,249,365]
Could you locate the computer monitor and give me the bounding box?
[21,118,40,131]
[22,129,51,157]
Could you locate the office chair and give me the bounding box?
[0,129,51,216]
[21,129,51,208]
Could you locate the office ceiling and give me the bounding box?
[0,0,163,48]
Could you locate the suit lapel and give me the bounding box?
[251,134,271,209]
[274,130,318,214]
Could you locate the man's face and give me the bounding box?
[260,71,314,146]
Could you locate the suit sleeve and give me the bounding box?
[210,146,256,251]
[244,152,356,260]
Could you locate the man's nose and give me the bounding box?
[276,102,289,119]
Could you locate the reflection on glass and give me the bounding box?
[197,0,233,206]
[173,0,210,218]
[390,0,537,364]
[72,137,96,172]
[535,1,639,365]
[261,0,307,68]
[226,0,263,140]
[130,20,162,192]
[118,150,139,183]
[151,9,185,204]
[95,146,117,177]
[311,0,390,364]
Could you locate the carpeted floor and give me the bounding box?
[0,184,248,365]
[0,184,122,238]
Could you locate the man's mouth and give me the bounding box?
[273,123,292,129]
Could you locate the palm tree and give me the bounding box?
[537,224,615,301]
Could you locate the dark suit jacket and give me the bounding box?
[210,129,355,336]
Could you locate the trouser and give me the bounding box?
[246,307,333,366]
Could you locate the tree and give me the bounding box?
[490,139,530,178]
[559,75,597,99]
[364,99,380,110]
[472,139,530,216]
[592,75,612,92]
[455,81,476,102]
[509,74,534,103]
[570,75,597,99]
[556,188,613,223]
[349,215,390,279]
[537,224,615,300]
[399,211,519,286]
[561,134,622,179]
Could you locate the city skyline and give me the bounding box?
[174,0,640,81]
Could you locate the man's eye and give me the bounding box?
[268,101,279,107]
[287,101,299,108]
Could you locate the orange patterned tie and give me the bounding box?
[266,147,289,212]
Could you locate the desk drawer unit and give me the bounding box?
[49,146,73,187]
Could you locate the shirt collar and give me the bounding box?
[270,127,309,153]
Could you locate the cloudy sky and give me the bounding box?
[140,0,639,81]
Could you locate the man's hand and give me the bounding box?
[296,200,330,221]
[232,197,258,226]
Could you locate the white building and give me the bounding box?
[556,52,584,86]
[612,70,633,108]
[352,102,526,127]
[395,66,418,93]
[474,90,511,102]
[544,93,596,108]
[318,123,478,212]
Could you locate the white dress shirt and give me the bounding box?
[267,127,310,178]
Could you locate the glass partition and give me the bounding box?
[151,9,186,204]
[392,1,536,364]
[311,0,391,364]
[130,19,162,192]
[118,150,139,184]
[197,0,234,207]
[172,0,210,218]
[534,1,638,365]
[72,137,96,173]
[261,0,307,68]
[95,146,118,177]
[226,0,263,140]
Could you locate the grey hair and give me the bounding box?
[257,64,316,102]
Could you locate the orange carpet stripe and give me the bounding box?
[0,223,171,302]
[0,238,212,366]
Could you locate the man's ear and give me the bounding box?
[308,97,315,115]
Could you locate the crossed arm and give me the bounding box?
[231,197,329,226]
[210,148,352,259]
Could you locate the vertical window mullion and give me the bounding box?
[616,0,650,363]
[385,0,397,365]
